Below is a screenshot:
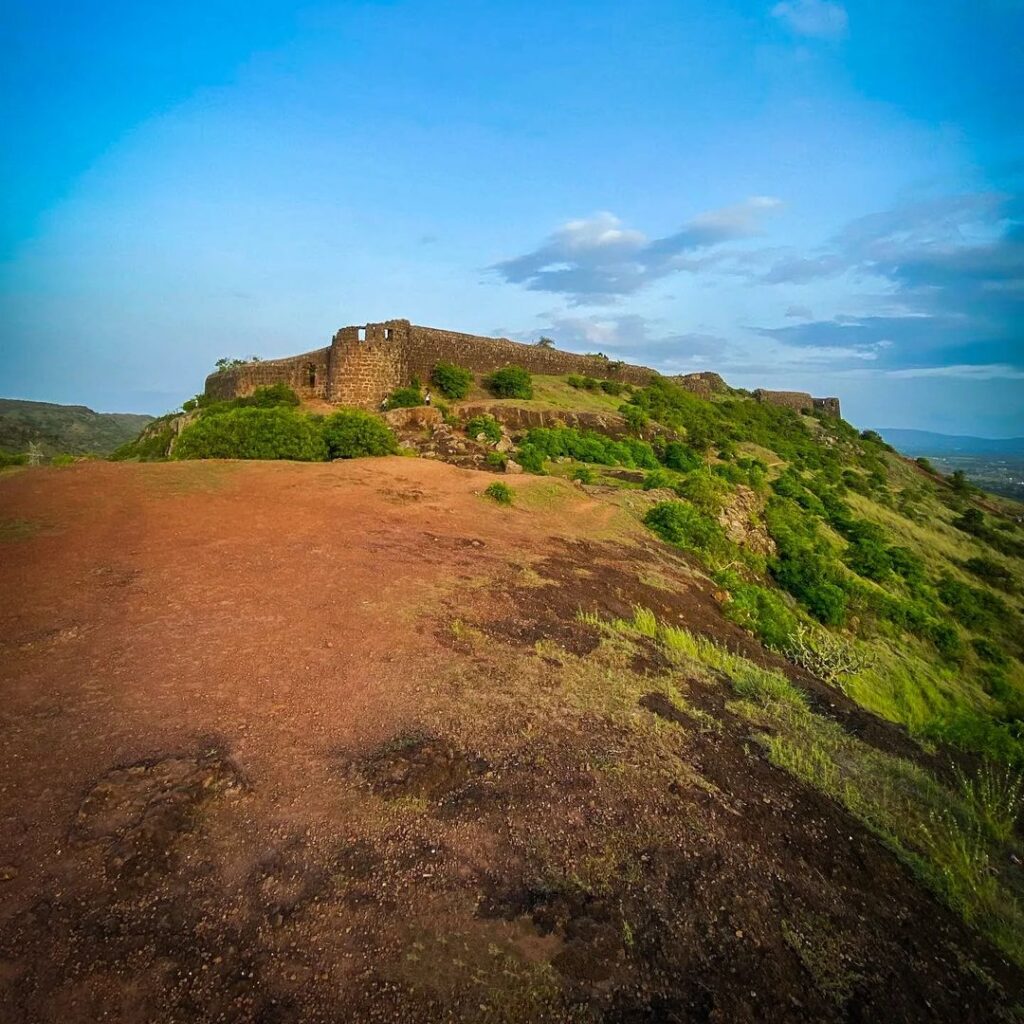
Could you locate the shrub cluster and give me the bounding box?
[322,410,397,459]
[642,468,674,491]
[937,576,1008,632]
[0,451,29,467]
[172,404,397,464]
[465,415,502,444]
[485,366,533,400]
[764,497,848,626]
[484,481,514,505]
[659,441,702,473]
[516,426,658,473]
[567,375,627,396]
[964,556,1017,593]
[674,470,730,516]
[954,507,1024,558]
[618,404,649,436]
[174,407,328,462]
[718,575,799,650]
[386,385,424,409]
[431,362,473,401]
[644,501,729,558]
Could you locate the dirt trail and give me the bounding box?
[1,459,1020,1022]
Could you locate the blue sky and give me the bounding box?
[2,0,1022,434]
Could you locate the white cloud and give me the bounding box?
[492,197,782,303]
[771,0,848,40]
[884,363,1024,381]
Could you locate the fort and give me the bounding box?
[205,318,840,417]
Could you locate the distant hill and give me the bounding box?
[874,427,1024,457]
[0,399,154,456]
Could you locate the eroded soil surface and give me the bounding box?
[1,459,1021,1022]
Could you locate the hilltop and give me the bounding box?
[0,398,154,458]
[2,366,1024,1022]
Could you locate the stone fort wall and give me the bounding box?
[753,389,841,417]
[204,319,839,417]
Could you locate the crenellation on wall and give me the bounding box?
[203,318,841,418]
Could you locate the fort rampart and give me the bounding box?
[205,319,840,417]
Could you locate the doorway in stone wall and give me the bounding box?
[306,364,317,389]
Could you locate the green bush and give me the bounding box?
[844,535,894,582]
[964,557,1017,592]
[764,498,849,626]
[431,361,473,400]
[721,580,799,650]
[644,501,727,556]
[322,410,397,459]
[675,470,730,515]
[661,441,701,473]
[937,576,1008,631]
[0,451,29,467]
[566,375,585,389]
[247,383,300,408]
[949,469,973,494]
[600,380,624,396]
[484,481,514,505]
[485,366,533,400]
[712,462,747,485]
[485,451,508,471]
[386,385,424,409]
[465,415,502,444]
[889,546,926,586]
[923,619,964,662]
[642,468,674,491]
[571,466,595,484]
[515,444,546,474]
[51,453,76,467]
[619,404,649,435]
[773,552,848,626]
[174,407,327,461]
[973,637,1008,667]
[521,426,658,469]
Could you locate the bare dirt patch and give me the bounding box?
[354,735,487,802]
[0,459,1020,1022]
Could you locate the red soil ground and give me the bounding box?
[1,459,1021,1022]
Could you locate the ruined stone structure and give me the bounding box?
[753,389,841,418]
[205,319,840,417]
[667,371,729,399]
[205,320,657,410]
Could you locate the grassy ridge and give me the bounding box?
[0,398,153,456]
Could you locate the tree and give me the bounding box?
[536,336,555,349]
[950,469,972,494]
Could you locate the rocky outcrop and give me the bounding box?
[718,485,775,556]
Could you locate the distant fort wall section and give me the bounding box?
[204,319,840,417]
[753,389,841,418]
